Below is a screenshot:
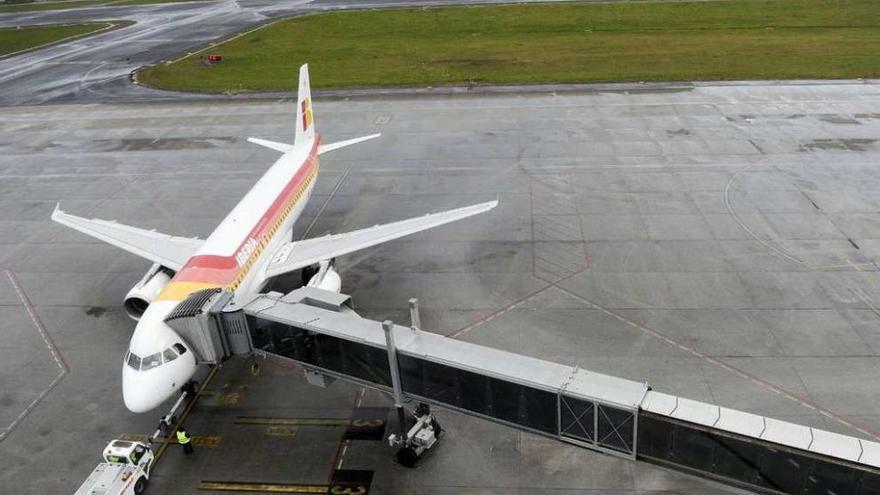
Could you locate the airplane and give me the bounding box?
[52,64,498,413]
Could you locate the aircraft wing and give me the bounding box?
[264,200,498,278]
[51,205,202,271]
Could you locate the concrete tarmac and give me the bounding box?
[1,82,879,493]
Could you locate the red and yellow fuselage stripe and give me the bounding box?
[156,138,320,302]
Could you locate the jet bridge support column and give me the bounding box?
[409,298,421,331]
[382,320,407,438]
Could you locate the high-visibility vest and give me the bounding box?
[176,430,191,444]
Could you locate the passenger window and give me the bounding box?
[127,352,142,370]
[174,343,187,355]
[141,352,163,371]
[163,347,178,363]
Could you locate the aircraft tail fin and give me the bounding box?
[295,64,315,146]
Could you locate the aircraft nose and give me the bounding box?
[122,365,164,413]
[122,349,198,413]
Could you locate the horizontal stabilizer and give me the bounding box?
[318,133,381,155]
[247,137,294,154]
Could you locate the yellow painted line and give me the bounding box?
[198,481,328,493]
[161,19,281,66]
[266,426,297,437]
[235,416,349,426]
[216,392,242,405]
[194,435,221,447]
[118,433,149,443]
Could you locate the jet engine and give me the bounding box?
[123,263,174,321]
[305,260,341,293]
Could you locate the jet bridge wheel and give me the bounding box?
[301,264,318,285]
[431,418,442,437]
[395,447,419,468]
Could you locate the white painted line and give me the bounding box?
[299,164,353,240]
[0,21,117,60]
[546,276,880,441]
[161,19,280,66]
[0,269,69,443]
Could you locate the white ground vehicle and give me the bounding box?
[74,439,154,495]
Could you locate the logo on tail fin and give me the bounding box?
[301,98,313,131]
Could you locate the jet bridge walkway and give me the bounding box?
[171,287,880,495]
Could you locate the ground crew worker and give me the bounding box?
[176,427,194,455]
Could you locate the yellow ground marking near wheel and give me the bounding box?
[198,481,329,493]
[235,416,350,426]
[122,433,221,447]
[154,365,220,462]
[217,392,241,405]
[266,426,298,437]
[117,433,149,443]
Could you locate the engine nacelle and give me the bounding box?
[306,261,341,293]
[123,263,173,321]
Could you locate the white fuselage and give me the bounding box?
[122,135,320,413]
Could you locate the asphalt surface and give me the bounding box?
[0,0,268,105]
[1,82,879,493]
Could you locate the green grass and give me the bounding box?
[0,22,113,56]
[108,0,209,6]
[0,0,105,13]
[137,0,880,93]
[0,0,208,12]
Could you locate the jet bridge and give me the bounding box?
[171,287,880,494]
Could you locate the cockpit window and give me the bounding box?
[127,347,181,371]
[126,352,142,370]
[163,347,178,363]
[141,352,163,371]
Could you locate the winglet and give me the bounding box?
[51,202,62,220]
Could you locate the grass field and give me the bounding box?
[137,0,880,93]
[0,0,207,12]
[0,0,103,12]
[109,0,209,7]
[0,22,113,56]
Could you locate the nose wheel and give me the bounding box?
[182,380,198,396]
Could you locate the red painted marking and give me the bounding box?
[185,255,238,270]
[301,100,308,130]
[172,137,321,286]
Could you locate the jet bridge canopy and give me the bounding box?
[240,288,647,458]
[205,288,880,494]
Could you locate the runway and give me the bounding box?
[1,82,879,493]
